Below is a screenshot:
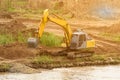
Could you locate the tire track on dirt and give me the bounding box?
[89,34,120,53]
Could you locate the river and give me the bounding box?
[0,65,120,80]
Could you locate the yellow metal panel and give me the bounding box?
[38,9,49,38]
[86,40,95,48]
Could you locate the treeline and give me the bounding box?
[0,0,119,18]
[0,0,96,18]
[0,0,63,10]
[0,0,28,10]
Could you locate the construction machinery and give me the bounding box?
[28,9,95,58]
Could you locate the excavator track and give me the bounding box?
[55,49,94,59]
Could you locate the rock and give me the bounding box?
[9,63,40,74]
[107,57,114,62]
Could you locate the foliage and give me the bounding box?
[16,32,27,43]
[33,55,53,64]
[40,32,63,47]
[0,63,11,72]
[91,54,106,61]
[0,33,28,45]
[0,34,14,45]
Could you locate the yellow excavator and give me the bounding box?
[28,9,95,58]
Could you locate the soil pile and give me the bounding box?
[0,19,26,34]
[0,43,37,59]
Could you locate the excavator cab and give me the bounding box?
[70,30,95,50]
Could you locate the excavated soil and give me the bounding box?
[0,19,26,34]
[0,13,34,60]
[0,43,37,59]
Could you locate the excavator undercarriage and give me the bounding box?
[52,48,94,59]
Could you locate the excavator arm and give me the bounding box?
[38,9,72,47]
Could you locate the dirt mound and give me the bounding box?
[0,19,26,34]
[0,43,37,59]
[0,12,13,19]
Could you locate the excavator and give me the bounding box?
[28,9,95,58]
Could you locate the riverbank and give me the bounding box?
[0,52,120,74]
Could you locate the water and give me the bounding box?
[0,65,120,80]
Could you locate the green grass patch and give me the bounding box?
[0,32,62,46]
[16,32,27,43]
[40,32,63,47]
[0,32,29,45]
[0,34,14,45]
[33,55,53,64]
[99,33,120,42]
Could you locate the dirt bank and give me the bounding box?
[0,19,26,34]
[0,43,38,59]
[30,60,120,69]
[0,12,13,19]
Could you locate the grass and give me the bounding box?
[0,33,28,45]
[91,54,106,61]
[0,34,14,45]
[0,63,11,72]
[75,54,106,62]
[16,32,27,43]
[40,32,63,47]
[33,55,53,64]
[0,31,62,47]
[99,33,120,42]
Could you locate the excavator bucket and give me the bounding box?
[27,37,38,48]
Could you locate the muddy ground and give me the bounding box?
[0,12,120,73]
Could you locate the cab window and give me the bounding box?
[79,34,86,41]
